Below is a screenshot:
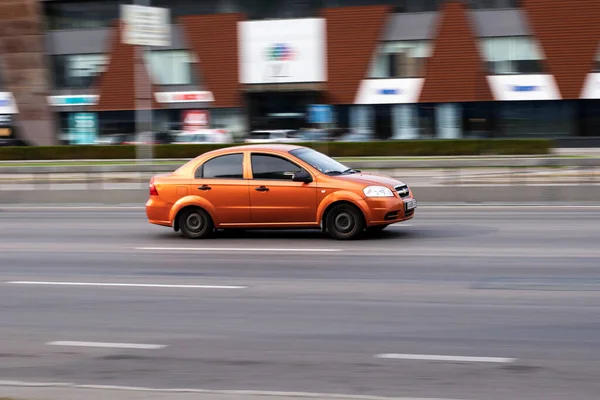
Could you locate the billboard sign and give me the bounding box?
[48,95,99,106]
[487,74,561,101]
[182,110,210,131]
[239,18,326,84]
[354,79,424,104]
[155,91,214,103]
[0,92,18,114]
[581,73,600,99]
[121,4,171,47]
[69,112,98,145]
[307,105,333,124]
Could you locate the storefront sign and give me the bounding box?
[69,112,98,145]
[580,73,600,99]
[354,79,424,105]
[48,95,99,106]
[0,92,18,114]
[155,91,214,104]
[487,75,561,101]
[182,110,210,131]
[0,114,11,137]
[121,4,171,47]
[307,105,333,124]
[239,18,326,84]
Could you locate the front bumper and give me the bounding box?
[362,196,417,226]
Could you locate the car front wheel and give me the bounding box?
[179,207,213,239]
[326,204,365,240]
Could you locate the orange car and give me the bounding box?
[146,144,416,240]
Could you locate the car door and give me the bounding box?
[190,152,251,224]
[249,152,317,224]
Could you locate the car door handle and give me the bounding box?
[198,185,211,191]
[255,186,269,192]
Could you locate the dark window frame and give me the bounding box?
[250,152,306,181]
[194,153,245,180]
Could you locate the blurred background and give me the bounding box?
[2,2,600,400]
[0,0,599,148]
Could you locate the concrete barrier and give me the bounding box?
[1,185,598,205]
[1,156,600,174]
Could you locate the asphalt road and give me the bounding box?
[1,205,600,400]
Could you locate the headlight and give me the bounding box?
[363,186,394,198]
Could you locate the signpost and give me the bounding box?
[120,3,170,163]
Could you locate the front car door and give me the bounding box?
[249,152,317,224]
[190,152,251,225]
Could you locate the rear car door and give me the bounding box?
[190,152,251,224]
[249,152,317,224]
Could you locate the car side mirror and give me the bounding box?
[292,170,313,183]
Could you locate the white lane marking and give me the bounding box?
[46,341,167,350]
[0,381,464,400]
[376,353,515,363]
[6,281,247,289]
[135,247,342,253]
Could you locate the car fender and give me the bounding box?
[169,195,218,225]
[317,190,370,223]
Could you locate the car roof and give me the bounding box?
[210,143,306,154]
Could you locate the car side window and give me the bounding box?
[195,153,244,179]
[251,154,303,181]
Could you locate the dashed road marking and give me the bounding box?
[376,353,515,363]
[135,247,342,253]
[6,281,247,289]
[46,341,167,350]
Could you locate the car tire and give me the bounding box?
[179,207,213,239]
[326,204,365,240]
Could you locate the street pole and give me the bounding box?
[134,0,154,164]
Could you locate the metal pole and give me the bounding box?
[135,0,153,164]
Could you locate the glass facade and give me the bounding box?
[145,50,197,86]
[496,101,575,138]
[481,36,545,75]
[52,54,108,89]
[43,0,520,29]
[368,41,431,78]
[341,101,576,140]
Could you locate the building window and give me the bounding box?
[481,36,545,75]
[53,54,108,89]
[496,101,575,138]
[44,0,120,30]
[594,48,600,73]
[145,50,196,86]
[467,0,518,9]
[368,41,431,79]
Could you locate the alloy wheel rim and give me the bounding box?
[334,211,354,233]
[186,213,204,232]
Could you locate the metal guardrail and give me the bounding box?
[2,157,600,174]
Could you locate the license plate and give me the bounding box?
[404,199,417,211]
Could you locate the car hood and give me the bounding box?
[331,171,406,188]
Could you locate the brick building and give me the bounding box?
[1,0,599,145]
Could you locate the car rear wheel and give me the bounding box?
[326,204,365,240]
[179,207,213,239]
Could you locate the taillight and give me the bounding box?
[149,177,159,196]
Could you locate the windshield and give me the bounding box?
[289,148,355,175]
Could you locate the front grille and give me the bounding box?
[395,184,410,198]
